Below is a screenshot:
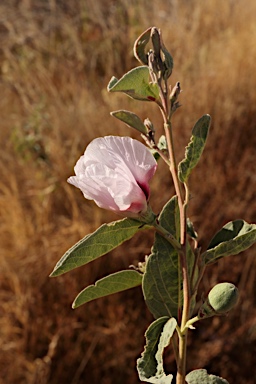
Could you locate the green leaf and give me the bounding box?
[186,369,229,384]
[107,66,159,101]
[203,219,256,264]
[133,27,151,65]
[108,76,118,89]
[142,197,198,318]
[151,135,167,161]
[142,196,181,318]
[178,114,211,183]
[72,270,142,308]
[137,316,176,384]
[50,218,144,277]
[158,135,167,151]
[110,110,147,134]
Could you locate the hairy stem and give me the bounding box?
[183,315,200,332]
[176,332,188,384]
[164,121,190,383]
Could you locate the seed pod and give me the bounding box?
[199,282,239,318]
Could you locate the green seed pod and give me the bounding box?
[199,282,239,318]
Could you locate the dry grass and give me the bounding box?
[0,1,256,383]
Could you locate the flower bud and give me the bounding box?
[199,283,239,318]
[151,27,161,59]
[144,118,155,133]
[149,27,173,81]
[161,43,173,80]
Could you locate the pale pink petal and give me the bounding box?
[84,136,157,185]
[68,136,157,214]
[68,164,120,211]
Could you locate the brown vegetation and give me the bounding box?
[0,1,256,383]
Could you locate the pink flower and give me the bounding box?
[68,136,157,215]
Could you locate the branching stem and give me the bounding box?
[163,115,190,384]
[156,70,191,384]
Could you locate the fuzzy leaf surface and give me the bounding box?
[133,27,151,65]
[142,197,181,318]
[186,369,229,384]
[143,197,198,318]
[73,270,142,308]
[50,218,144,276]
[203,220,256,264]
[178,114,211,183]
[151,135,167,161]
[111,110,147,134]
[137,316,176,384]
[107,66,159,101]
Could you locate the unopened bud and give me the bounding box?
[150,27,173,81]
[133,27,173,81]
[199,283,239,318]
[170,82,181,102]
[148,50,159,83]
[161,43,173,80]
[144,118,155,132]
[151,27,161,58]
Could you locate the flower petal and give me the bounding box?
[68,136,157,215]
[84,136,157,184]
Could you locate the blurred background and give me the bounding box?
[0,0,256,383]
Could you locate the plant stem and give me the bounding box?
[176,332,187,384]
[164,122,184,212]
[164,121,191,384]
[158,82,191,383]
[183,315,200,332]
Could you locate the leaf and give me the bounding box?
[108,76,118,89]
[72,270,142,308]
[110,110,147,134]
[178,114,211,183]
[142,197,181,319]
[137,316,177,384]
[107,66,159,101]
[158,135,167,151]
[50,218,144,277]
[186,369,229,384]
[151,136,167,161]
[133,27,152,65]
[142,197,198,318]
[203,219,256,264]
